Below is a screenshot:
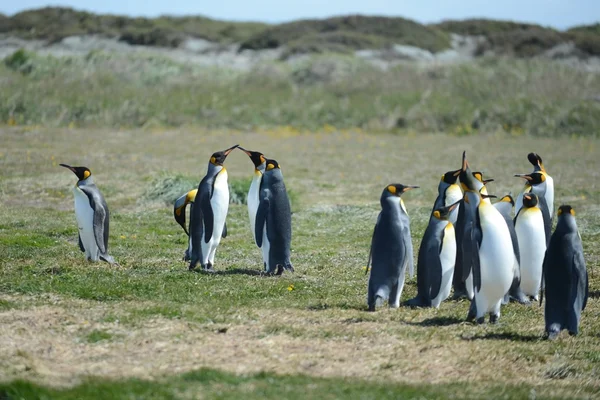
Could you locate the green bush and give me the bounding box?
[4,49,33,75]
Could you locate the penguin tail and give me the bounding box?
[100,254,117,265]
[375,295,385,308]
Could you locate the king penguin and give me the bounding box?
[494,194,528,305]
[465,191,515,323]
[254,158,294,275]
[60,164,116,264]
[405,200,460,308]
[367,183,418,311]
[173,188,198,261]
[237,147,267,244]
[543,205,588,339]
[514,172,552,245]
[515,153,554,218]
[514,193,547,300]
[452,151,486,300]
[180,144,238,271]
[430,169,462,225]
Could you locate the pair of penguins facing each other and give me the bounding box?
[172,144,294,275]
[366,151,588,339]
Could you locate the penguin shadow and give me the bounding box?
[406,316,465,327]
[191,268,263,276]
[460,332,542,342]
[588,290,600,299]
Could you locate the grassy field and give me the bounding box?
[3,51,600,136]
[1,126,599,399]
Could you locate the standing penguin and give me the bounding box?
[543,205,588,339]
[514,172,552,245]
[515,153,554,218]
[514,193,547,300]
[60,164,115,264]
[405,200,460,308]
[367,183,418,311]
[464,191,515,323]
[494,194,528,304]
[173,189,198,261]
[238,147,267,244]
[254,158,294,275]
[185,144,238,271]
[430,169,462,225]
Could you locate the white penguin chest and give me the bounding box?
[515,208,546,295]
[247,172,262,239]
[210,170,229,237]
[478,207,514,290]
[73,186,97,255]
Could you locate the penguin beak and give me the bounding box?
[481,194,497,200]
[452,169,461,177]
[237,146,251,155]
[59,163,76,174]
[514,174,533,181]
[223,144,239,157]
[448,199,462,211]
[482,178,494,184]
[461,151,469,172]
[403,185,419,192]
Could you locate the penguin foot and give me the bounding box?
[203,263,215,273]
[451,289,470,301]
[404,297,429,308]
[568,330,578,337]
[546,331,560,341]
[367,304,376,312]
[276,265,284,276]
[476,317,485,325]
[489,313,499,324]
[466,300,477,322]
[511,295,531,305]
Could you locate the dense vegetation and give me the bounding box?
[1,8,599,57]
[1,50,599,136]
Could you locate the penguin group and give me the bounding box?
[60,149,588,340]
[366,151,589,339]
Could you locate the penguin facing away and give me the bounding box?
[186,144,238,271]
[173,189,198,261]
[515,153,554,218]
[254,158,294,275]
[60,164,116,264]
[237,147,267,244]
[367,183,418,311]
[465,192,515,324]
[543,205,588,339]
[405,200,460,308]
[514,193,547,300]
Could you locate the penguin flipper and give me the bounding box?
[469,216,482,293]
[222,222,227,238]
[78,233,85,253]
[574,251,588,311]
[200,194,214,244]
[404,225,414,279]
[255,197,270,248]
[538,196,552,246]
[428,233,444,301]
[80,185,109,255]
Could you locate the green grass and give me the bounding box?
[0,128,599,397]
[1,51,599,136]
[4,368,592,400]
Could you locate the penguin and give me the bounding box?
[464,191,515,323]
[514,172,552,245]
[173,189,198,261]
[254,158,294,275]
[367,183,418,311]
[514,193,547,300]
[60,164,116,264]
[515,153,554,218]
[452,151,484,300]
[184,144,238,271]
[430,169,462,225]
[405,200,460,308]
[237,147,267,244]
[543,205,588,339]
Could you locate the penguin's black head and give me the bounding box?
[441,169,461,184]
[498,194,515,206]
[238,146,266,168]
[265,159,281,171]
[386,184,419,196]
[522,193,539,208]
[210,144,239,166]
[60,164,91,181]
[557,205,576,217]
[432,200,461,220]
[514,171,546,186]
[527,152,545,172]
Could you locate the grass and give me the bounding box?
[1,51,599,136]
[0,127,599,398]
